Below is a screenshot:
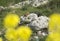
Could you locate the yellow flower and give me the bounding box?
[5,29,17,41]
[48,13,60,32]
[3,13,20,29]
[16,26,32,41]
[46,32,60,41]
[0,38,2,41]
[46,13,60,41]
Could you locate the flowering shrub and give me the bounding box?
[3,13,20,29]
[3,13,33,41]
[4,25,32,41]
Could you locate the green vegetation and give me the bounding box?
[0,0,60,29]
[0,0,60,41]
[0,0,26,6]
